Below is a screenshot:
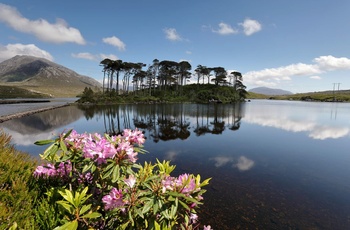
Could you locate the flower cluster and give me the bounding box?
[102,187,125,210]
[33,129,211,230]
[34,160,72,178]
[162,173,199,194]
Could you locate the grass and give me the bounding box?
[0,130,39,229]
[0,85,47,99]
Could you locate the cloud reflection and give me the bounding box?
[210,156,255,171]
[234,156,255,171]
[245,112,350,140]
[164,150,180,161]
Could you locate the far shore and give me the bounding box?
[0,104,70,123]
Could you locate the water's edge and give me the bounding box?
[0,104,70,123]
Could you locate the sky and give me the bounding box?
[1,0,350,93]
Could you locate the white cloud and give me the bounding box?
[313,55,350,71]
[72,52,118,61]
[213,22,237,35]
[239,18,262,36]
[72,52,96,61]
[99,53,118,61]
[244,55,350,88]
[102,36,126,51]
[0,43,53,62]
[163,28,182,41]
[310,76,321,80]
[0,3,85,44]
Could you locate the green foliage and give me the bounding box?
[32,129,211,229]
[0,130,38,229]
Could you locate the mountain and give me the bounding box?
[0,55,101,97]
[248,87,293,95]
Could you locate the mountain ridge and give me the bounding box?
[0,55,101,97]
[248,87,293,95]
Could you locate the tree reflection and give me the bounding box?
[77,103,245,141]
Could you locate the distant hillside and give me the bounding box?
[0,55,101,97]
[248,87,293,95]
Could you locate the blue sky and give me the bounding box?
[1,0,350,93]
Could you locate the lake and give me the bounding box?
[1,100,350,229]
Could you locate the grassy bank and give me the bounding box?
[247,90,350,102]
[0,130,39,229]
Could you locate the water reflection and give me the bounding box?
[244,100,350,140]
[210,156,255,171]
[1,100,350,229]
[1,106,85,146]
[76,103,245,142]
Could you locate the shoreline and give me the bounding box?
[0,99,51,104]
[0,104,70,123]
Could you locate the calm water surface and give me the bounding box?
[1,100,349,229]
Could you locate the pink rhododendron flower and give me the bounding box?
[116,141,138,163]
[190,213,198,223]
[176,173,197,194]
[203,225,213,230]
[123,129,145,145]
[124,174,136,188]
[56,160,72,176]
[83,134,117,164]
[34,163,57,178]
[161,176,175,193]
[102,188,125,210]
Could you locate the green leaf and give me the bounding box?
[79,204,91,216]
[59,189,75,206]
[154,221,161,230]
[54,220,78,230]
[112,165,120,183]
[200,177,211,187]
[60,139,68,153]
[82,162,92,173]
[178,200,190,210]
[63,129,73,138]
[56,201,73,213]
[170,203,178,219]
[34,139,55,146]
[81,212,102,219]
[142,199,153,214]
[40,143,59,160]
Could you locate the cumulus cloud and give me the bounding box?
[213,22,238,35]
[0,43,53,62]
[72,52,118,61]
[164,28,182,41]
[244,55,350,87]
[0,3,85,44]
[102,36,126,51]
[313,55,350,71]
[239,18,262,36]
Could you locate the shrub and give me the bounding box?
[33,129,211,229]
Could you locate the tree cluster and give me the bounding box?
[95,58,247,103]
